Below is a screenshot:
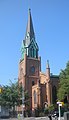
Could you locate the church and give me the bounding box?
[18,9,59,113]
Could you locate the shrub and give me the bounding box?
[44,108,49,115]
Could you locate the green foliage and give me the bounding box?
[57,61,69,101]
[0,81,29,109]
[44,104,55,115]
[39,112,45,117]
[0,82,19,107]
[44,107,49,115]
[24,90,30,107]
[48,104,55,113]
[34,106,42,117]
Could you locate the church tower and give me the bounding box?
[18,9,41,110]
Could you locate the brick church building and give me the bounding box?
[18,9,59,112]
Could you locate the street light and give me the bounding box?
[20,68,25,119]
[15,70,25,118]
[22,84,25,119]
[57,101,64,120]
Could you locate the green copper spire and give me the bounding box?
[21,9,39,60]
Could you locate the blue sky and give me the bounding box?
[0,0,69,85]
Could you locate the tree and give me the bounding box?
[57,61,69,102]
[0,81,29,109]
[0,82,20,108]
[48,104,55,113]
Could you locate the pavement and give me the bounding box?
[0,116,64,120]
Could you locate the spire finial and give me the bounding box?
[28,8,31,16]
[29,8,31,12]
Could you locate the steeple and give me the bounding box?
[25,8,35,42]
[21,9,39,60]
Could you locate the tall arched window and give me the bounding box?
[34,90,37,104]
[32,48,34,57]
[52,86,57,104]
[30,48,32,57]
[36,50,38,58]
[32,80,34,86]
[30,47,34,57]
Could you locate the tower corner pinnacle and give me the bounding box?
[46,60,50,69]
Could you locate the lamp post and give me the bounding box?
[57,101,64,120]
[21,68,25,119]
[22,84,25,119]
[57,102,61,120]
[13,77,25,118]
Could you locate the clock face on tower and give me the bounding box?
[30,66,35,74]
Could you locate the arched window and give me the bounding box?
[30,48,32,57]
[31,66,35,74]
[29,46,35,58]
[52,86,57,104]
[32,48,34,57]
[32,80,34,86]
[36,50,38,58]
[20,68,23,79]
[34,90,37,104]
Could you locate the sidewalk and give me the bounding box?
[0,116,64,120]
